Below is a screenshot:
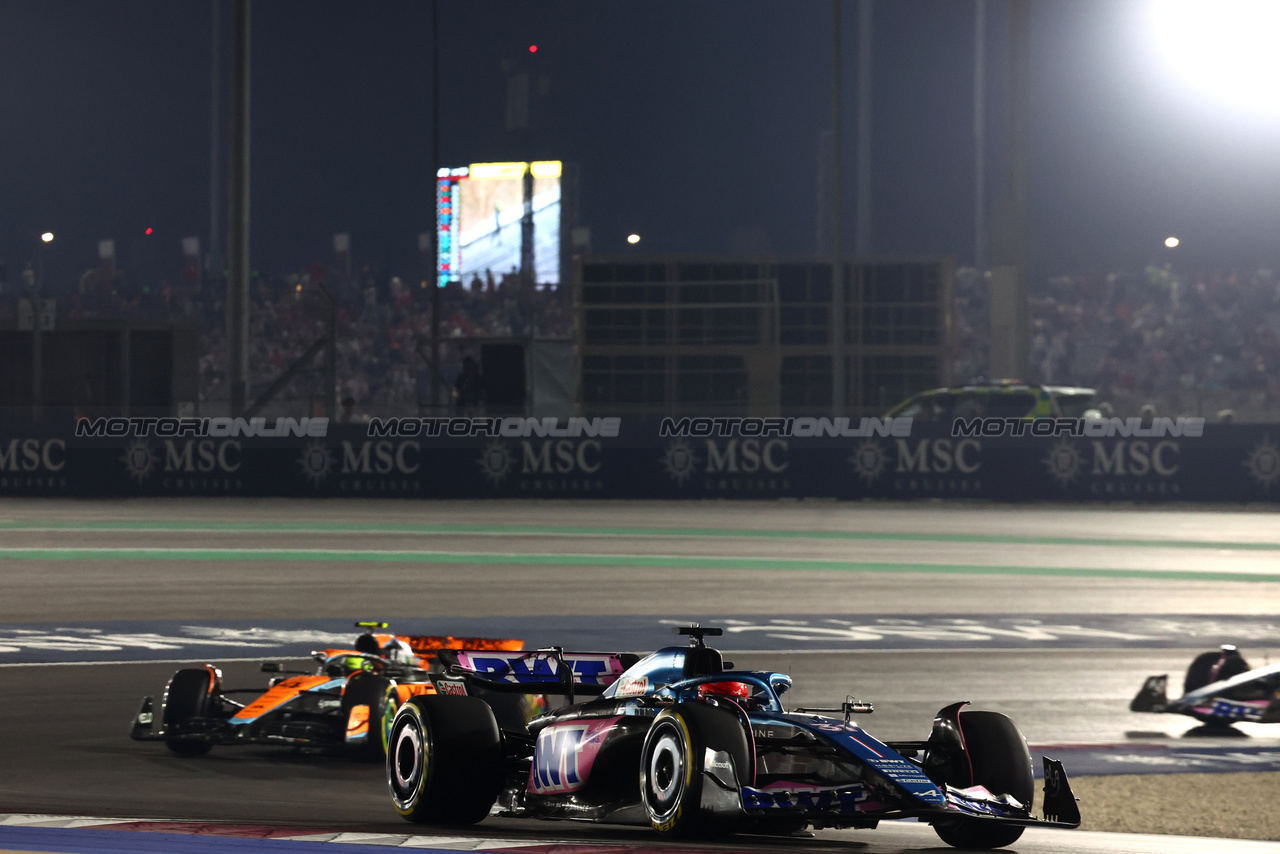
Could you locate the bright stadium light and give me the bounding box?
[1165,236,1180,248]
[1147,0,1280,117]
[40,232,54,243]
[626,233,641,245]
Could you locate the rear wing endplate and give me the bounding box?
[1129,674,1168,713]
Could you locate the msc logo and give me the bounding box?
[660,440,700,486]
[521,440,602,474]
[1244,437,1280,491]
[120,439,244,490]
[479,440,603,490]
[0,438,65,472]
[895,439,981,474]
[1042,440,1182,495]
[163,440,241,473]
[704,439,788,473]
[1090,440,1180,476]
[340,441,420,475]
[887,439,982,495]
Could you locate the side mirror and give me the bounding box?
[260,661,282,673]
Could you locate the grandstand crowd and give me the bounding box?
[4,257,1279,419]
[0,262,572,416]
[953,264,1280,420]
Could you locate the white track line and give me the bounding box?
[2,545,1278,576]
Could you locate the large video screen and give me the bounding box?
[436,161,561,288]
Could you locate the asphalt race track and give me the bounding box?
[2,498,1279,854]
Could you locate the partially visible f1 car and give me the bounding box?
[1131,644,1280,726]
[386,625,1080,849]
[130,622,523,759]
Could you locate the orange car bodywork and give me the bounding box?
[239,634,522,726]
[140,629,525,753]
[232,674,334,723]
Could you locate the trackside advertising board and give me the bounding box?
[0,416,1277,501]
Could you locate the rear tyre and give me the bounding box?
[933,711,1032,850]
[342,672,399,762]
[1184,649,1250,694]
[387,695,503,824]
[640,702,751,838]
[162,668,218,757]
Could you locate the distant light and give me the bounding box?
[627,234,641,245]
[528,44,538,53]
[295,283,303,293]
[1148,0,1280,117]
[1165,236,1180,248]
[145,227,154,235]
[40,232,54,243]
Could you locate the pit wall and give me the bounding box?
[1,419,1277,502]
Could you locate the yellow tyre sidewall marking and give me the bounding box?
[649,709,695,831]
[392,703,430,816]
[380,685,400,756]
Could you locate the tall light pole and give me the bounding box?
[830,0,845,414]
[988,0,1029,381]
[854,0,872,257]
[208,0,222,278]
[973,0,987,273]
[32,231,53,422]
[429,0,442,411]
[227,0,251,416]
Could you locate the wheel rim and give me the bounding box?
[646,727,684,817]
[380,693,399,756]
[390,713,424,805]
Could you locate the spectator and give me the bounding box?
[453,356,484,414]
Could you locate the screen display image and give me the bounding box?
[437,160,561,288]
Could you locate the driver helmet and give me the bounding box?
[339,655,374,674]
[697,680,750,700]
[382,637,415,665]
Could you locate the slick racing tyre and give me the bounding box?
[933,711,1033,850]
[640,702,751,838]
[1184,649,1250,694]
[162,668,219,756]
[387,695,503,824]
[342,672,399,762]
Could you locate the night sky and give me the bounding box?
[3,0,1280,294]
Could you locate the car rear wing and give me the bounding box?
[395,634,524,660]
[437,647,639,701]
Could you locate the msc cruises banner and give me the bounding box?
[0,415,1277,502]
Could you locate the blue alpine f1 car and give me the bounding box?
[386,625,1080,849]
[1131,644,1280,726]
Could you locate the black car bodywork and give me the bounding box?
[386,626,1080,849]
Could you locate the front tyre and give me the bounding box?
[387,695,502,824]
[162,667,220,757]
[640,702,751,838]
[933,711,1032,850]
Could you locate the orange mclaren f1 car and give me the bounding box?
[130,622,523,760]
